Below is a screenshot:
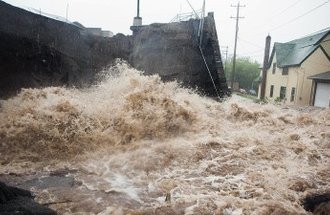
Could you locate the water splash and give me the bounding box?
[0,62,329,214]
[0,62,197,161]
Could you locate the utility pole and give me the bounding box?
[230,2,245,91]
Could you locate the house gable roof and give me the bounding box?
[268,29,330,68]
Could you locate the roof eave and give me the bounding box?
[315,30,330,45]
[308,71,330,81]
[278,63,300,68]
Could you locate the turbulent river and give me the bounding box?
[0,63,329,214]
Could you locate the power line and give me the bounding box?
[304,27,330,37]
[243,0,305,33]
[241,0,329,37]
[238,49,264,56]
[237,36,264,49]
[276,0,305,17]
[238,53,264,58]
[269,0,330,32]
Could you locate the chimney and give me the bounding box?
[260,35,271,100]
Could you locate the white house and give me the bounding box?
[258,29,330,106]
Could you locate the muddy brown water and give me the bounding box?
[0,63,329,214]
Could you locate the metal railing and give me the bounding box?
[170,10,203,22]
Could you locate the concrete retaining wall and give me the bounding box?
[0,1,228,98]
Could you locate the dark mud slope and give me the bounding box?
[0,181,57,215]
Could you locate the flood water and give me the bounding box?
[0,63,329,214]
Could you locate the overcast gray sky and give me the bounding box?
[3,0,330,64]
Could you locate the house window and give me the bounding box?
[280,86,286,100]
[282,67,288,75]
[290,87,296,102]
[270,85,274,97]
[272,63,276,74]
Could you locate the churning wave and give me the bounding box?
[0,62,329,214]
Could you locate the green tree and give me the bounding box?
[224,57,261,91]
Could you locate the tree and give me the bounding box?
[224,57,260,91]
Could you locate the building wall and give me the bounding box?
[264,52,291,102]
[131,13,229,97]
[297,47,330,105]
[284,66,300,105]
